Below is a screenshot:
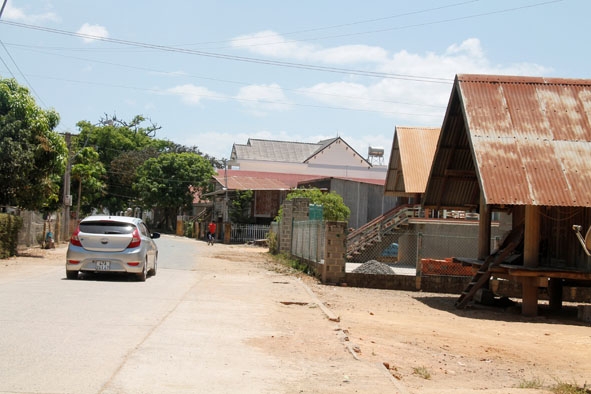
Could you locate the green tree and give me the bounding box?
[229,190,254,223]
[0,78,67,211]
[134,152,215,230]
[277,188,351,222]
[74,115,168,212]
[71,147,106,219]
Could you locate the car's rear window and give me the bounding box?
[80,221,135,235]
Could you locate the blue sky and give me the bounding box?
[0,0,587,163]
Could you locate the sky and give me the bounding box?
[0,0,588,164]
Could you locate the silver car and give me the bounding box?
[66,215,160,281]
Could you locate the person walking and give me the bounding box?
[208,221,217,245]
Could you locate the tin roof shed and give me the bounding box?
[423,74,591,210]
[384,126,441,197]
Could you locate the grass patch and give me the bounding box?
[267,252,309,274]
[517,377,589,393]
[550,381,590,394]
[412,366,431,380]
[517,377,544,389]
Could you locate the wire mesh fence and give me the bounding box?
[17,211,50,248]
[291,220,325,263]
[347,230,500,276]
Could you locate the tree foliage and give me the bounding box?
[71,114,225,223]
[278,188,351,222]
[71,147,106,217]
[0,78,67,211]
[134,152,215,229]
[229,190,254,223]
[74,115,170,212]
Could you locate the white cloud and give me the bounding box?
[296,38,551,125]
[77,23,109,43]
[234,84,291,116]
[184,35,552,162]
[167,84,223,105]
[3,3,60,23]
[231,31,316,59]
[231,30,386,65]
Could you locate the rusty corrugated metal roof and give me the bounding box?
[213,170,324,190]
[384,126,440,196]
[423,74,591,209]
[214,170,384,191]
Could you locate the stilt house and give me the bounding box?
[423,74,591,316]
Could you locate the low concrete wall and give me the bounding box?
[344,273,417,291]
[340,272,591,303]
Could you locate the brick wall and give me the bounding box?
[321,221,347,284]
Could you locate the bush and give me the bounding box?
[267,231,278,254]
[184,221,194,238]
[0,213,23,258]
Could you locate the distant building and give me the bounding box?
[204,136,393,226]
[228,137,387,181]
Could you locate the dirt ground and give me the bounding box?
[4,242,590,393]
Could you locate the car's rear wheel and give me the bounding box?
[66,271,78,280]
[137,259,147,282]
[150,254,157,277]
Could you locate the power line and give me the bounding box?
[23,73,444,118]
[0,19,450,84]
[179,0,481,47]
[0,39,47,107]
[0,1,562,83]
[7,43,446,110]
[221,0,564,51]
[0,52,16,78]
[0,0,46,106]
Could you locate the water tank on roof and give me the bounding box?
[368,146,384,157]
[368,146,385,165]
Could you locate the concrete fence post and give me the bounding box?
[278,198,310,254]
[322,221,347,284]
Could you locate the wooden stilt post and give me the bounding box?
[548,278,563,312]
[522,205,540,317]
[478,194,491,260]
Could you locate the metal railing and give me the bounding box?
[230,223,270,243]
[346,204,422,260]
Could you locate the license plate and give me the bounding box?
[95,261,111,271]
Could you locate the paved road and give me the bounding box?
[0,235,400,394]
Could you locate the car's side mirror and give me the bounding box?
[151,232,161,239]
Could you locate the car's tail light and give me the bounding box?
[127,262,140,266]
[70,227,82,247]
[127,228,141,248]
[68,260,81,265]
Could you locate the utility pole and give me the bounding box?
[0,0,7,19]
[63,133,72,241]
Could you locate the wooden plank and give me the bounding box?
[503,268,591,280]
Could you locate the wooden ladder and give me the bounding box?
[455,241,518,309]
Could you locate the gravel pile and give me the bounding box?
[352,260,394,275]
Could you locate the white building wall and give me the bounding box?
[306,139,367,167]
[236,159,387,180]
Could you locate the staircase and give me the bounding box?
[346,204,421,260]
[455,226,524,309]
